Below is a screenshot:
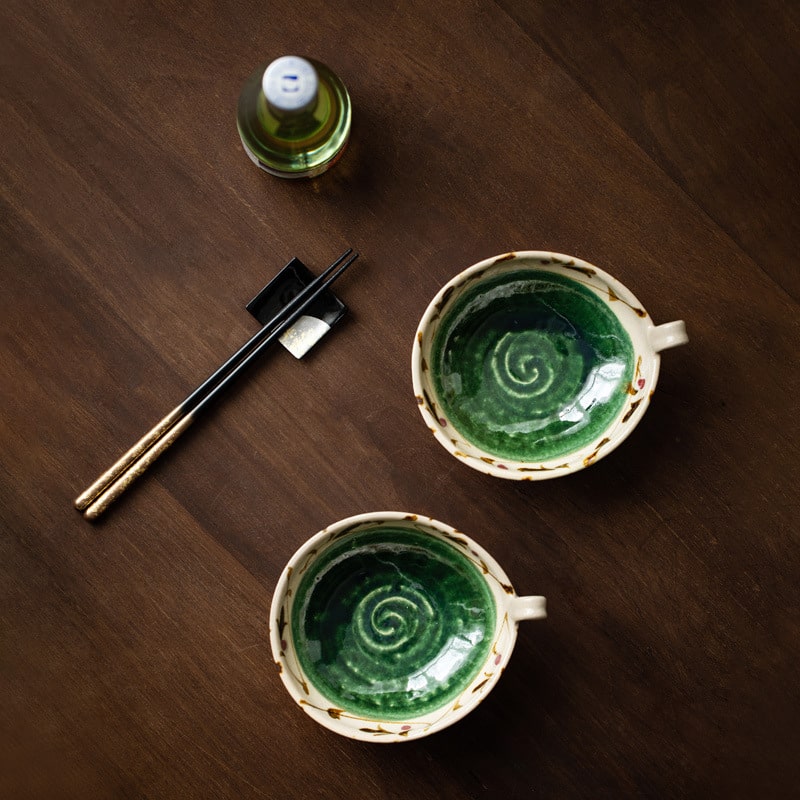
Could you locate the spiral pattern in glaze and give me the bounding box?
[431,270,634,461]
[291,528,495,720]
[485,328,587,413]
[353,587,435,657]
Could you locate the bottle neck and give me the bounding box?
[265,92,320,122]
[256,77,334,148]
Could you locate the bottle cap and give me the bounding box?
[262,56,318,114]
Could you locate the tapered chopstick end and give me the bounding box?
[74,492,92,512]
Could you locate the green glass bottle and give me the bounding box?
[237,55,351,179]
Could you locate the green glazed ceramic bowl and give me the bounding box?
[269,512,546,742]
[412,251,688,479]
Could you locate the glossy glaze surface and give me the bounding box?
[291,527,496,720]
[431,270,634,461]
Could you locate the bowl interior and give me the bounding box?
[286,522,497,721]
[415,253,654,473]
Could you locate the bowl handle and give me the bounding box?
[509,595,547,622]
[648,321,689,353]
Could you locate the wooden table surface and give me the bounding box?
[2,1,798,797]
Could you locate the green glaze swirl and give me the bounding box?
[431,270,634,461]
[291,527,495,720]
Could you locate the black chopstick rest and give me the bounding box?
[247,257,346,358]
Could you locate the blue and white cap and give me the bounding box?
[262,56,319,114]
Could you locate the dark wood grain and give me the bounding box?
[1,1,798,797]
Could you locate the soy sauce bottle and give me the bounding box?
[237,55,351,179]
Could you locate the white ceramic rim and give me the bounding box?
[269,511,535,743]
[411,250,683,480]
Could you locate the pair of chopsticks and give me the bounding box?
[75,248,359,521]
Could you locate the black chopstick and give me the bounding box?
[75,249,358,519]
